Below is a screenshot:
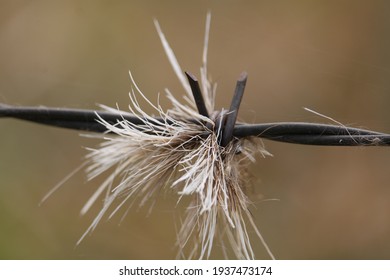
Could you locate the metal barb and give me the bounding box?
[220,72,248,147]
[185,71,209,118]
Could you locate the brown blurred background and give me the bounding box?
[1,0,390,259]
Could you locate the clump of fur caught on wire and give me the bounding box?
[79,13,274,259]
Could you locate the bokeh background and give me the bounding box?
[1,0,390,259]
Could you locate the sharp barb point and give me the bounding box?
[185,71,209,118]
[220,72,248,147]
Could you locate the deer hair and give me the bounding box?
[1,13,389,259]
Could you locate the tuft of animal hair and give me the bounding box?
[79,12,274,259]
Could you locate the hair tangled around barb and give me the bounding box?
[79,13,274,259]
[83,88,271,259]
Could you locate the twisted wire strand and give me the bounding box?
[1,103,389,146]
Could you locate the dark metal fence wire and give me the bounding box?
[1,72,390,147]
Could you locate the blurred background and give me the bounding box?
[1,0,390,259]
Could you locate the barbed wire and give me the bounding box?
[1,102,390,147]
[1,73,390,147]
